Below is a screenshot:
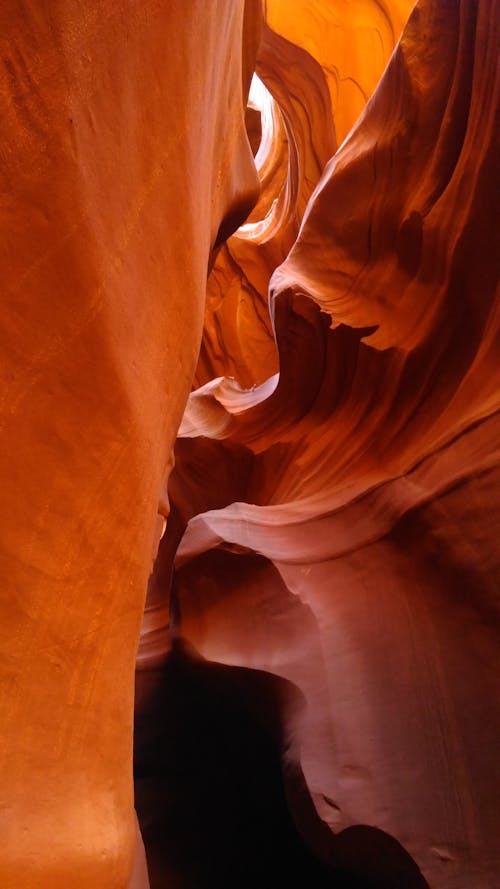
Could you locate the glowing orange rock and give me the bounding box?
[1,0,498,886]
[0,2,260,887]
[265,0,414,144]
[154,1,500,886]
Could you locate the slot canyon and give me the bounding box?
[0,1,498,888]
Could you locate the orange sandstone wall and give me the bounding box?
[1,0,498,887]
[0,2,260,888]
[137,1,500,887]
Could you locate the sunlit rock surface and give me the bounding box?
[0,2,260,887]
[1,0,498,887]
[138,1,500,888]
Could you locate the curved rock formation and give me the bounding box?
[1,0,498,887]
[139,1,499,887]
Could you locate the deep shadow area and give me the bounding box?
[134,639,429,889]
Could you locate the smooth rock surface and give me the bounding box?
[1,0,498,887]
[139,1,499,887]
[0,2,260,887]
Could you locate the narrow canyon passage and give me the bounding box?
[135,0,499,886]
[0,1,498,888]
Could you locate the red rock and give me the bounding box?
[142,1,499,886]
[1,0,498,887]
[0,2,260,887]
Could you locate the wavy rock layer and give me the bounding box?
[139,1,500,887]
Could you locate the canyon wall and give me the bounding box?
[0,2,260,887]
[0,0,498,887]
[138,1,499,887]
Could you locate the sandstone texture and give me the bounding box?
[138,1,500,887]
[0,1,498,888]
[0,2,260,887]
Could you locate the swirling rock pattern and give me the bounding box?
[1,0,498,887]
[139,1,500,887]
